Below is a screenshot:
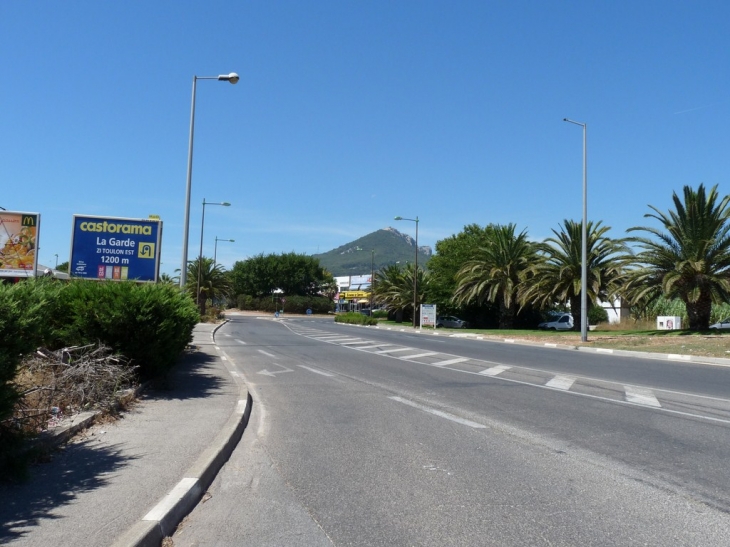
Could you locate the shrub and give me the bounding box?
[55,281,199,379]
[236,294,334,314]
[0,279,59,426]
[334,312,378,326]
[588,306,609,325]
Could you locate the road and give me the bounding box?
[172,314,730,546]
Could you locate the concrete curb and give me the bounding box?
[112,321,252,547]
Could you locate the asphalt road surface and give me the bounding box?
[172,314,730,546]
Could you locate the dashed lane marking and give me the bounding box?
[400,352,438,360]
[298,365,335,377]
[390,396,486,429]
[625,386,662,408]
[432,357,469,367]
[375,347,414,354]
[479,365,512,377]
[546,375,576,390]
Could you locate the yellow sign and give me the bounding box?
[138,242,155,259]
[341,290,370,299]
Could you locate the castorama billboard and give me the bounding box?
[70,215,162,282]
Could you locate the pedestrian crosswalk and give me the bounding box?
[281,321,730,422]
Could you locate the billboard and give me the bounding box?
[0,211,40,278]
[70,215,162,282]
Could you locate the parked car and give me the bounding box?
[709,318,730,329]
[436,316,469,328]
[538,313,574,330]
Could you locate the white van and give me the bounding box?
[538,313,574,330]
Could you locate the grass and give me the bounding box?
[369,319,730,359]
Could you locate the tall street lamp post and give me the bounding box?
[214,236,235,266]
[394,216,419,328]
[180,72,239,289]
[197,199,231,307]
[370,250,375,312]
[563,118,588,342]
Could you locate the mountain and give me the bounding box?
[313,227,432,277]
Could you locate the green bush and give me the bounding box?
[372,310,389,319]
[57,281,199,379]
[588,306,609,325]
[236,294,334,314]
[334,312,378,326]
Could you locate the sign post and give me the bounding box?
[70,215,162,282]
[421,304,436,330]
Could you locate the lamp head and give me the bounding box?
[221,202,231,206]
[394,216,403,221]
[219,72,240,84]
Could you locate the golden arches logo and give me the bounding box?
[22,215,37,227]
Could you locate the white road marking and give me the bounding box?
[400,352,438,360]
[625,386,662,407]
[357,344,393,350]
[479,365,512,376]
[322,337,363,343]
[258,363,294,376]
[375,347,414,354]
[546,375,576,390]
[298,365,335,377]
[596,348,613,354]
[258,350,277,358]
[235,339,246,345]
[432,357,469,367]
[389,396,486,429]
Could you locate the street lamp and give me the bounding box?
[180,72,239,289]
[54,254,58,268]
[394,215,419,328]
[370,250,375,312]
[214,236,235,266]
[563,118,588,342]
[197,199,231,307]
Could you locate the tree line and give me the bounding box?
[373,184,730,331]
[175,183,730,331]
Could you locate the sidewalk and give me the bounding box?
[0,322,249,547]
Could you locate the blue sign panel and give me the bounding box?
[70,215,162,282]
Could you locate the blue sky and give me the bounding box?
[2,1,729,276]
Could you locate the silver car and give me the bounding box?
[709,318,730,329]
[436,316,469,328]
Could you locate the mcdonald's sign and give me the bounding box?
[22,215,37,227]
[0,211,41,278]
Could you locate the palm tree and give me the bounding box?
[186,257,233,315]
[374,263,428,323]
[519,219,627,331]
[452,224,536,329]
[622,184,730,330]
